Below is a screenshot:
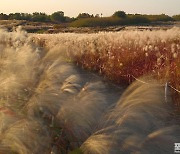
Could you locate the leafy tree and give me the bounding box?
[64,16,76,22]
[20,13,32,20]
[0,13,8,20]
[113,11,126,18]
[172,15,180,21]
[32,12,49,22]
[9,13,22,20]
[50,11,65,22]
[95,14,100,18]
[77,13,92,18]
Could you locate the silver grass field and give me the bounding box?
[0,27,179,154]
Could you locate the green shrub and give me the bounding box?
[172,15,180,21]
[128,15,150,24]
[70,16,150,27]
[31,12,50,22]
[144,14,174,22]
[70,17,120,27]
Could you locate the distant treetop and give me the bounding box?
[50,11,65,23]
[113,11,126,18]
[77,13,93,18]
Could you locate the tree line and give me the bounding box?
[0,11,69,22]
[0,11,100,22]
[71,11,180,27]
[0,11,179,26]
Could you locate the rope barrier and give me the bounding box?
[127,74,180,104]
[77,71,180,94]
[169,85,180,93]
[130,74,180,94]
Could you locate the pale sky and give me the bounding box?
[0,0,179,17]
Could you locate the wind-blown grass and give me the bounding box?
[37,28,180,111]
[0,28,120,153]
[0,27,179,153]
[81,78,180,154]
